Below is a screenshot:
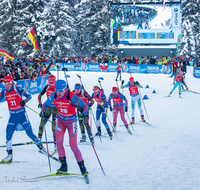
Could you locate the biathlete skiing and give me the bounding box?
[37,75,57,153]
[0,76,46,163]
[121,77,146,124]
[108,86,132,134]
[40,79,89,180]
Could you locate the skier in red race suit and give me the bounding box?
[121,77,145,124]
[38,75,57,153]
[108,86,132,134]
[0,76,46,163]
[73,83,94,144]
[40,80,89,177]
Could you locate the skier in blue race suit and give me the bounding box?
[91,86,112,139]
[0,76,46,163]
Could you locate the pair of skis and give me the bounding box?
[37,150,89,183]
[24,172,89,184]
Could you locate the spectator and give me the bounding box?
[149,56,156,64]
[13,68,21,81]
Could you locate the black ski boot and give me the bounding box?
[2,149,12,163]
[89,134,94,144]
[57,156,68,173]
[112,123,117,132]
[80,133,86,142]
[78,160,89,183]
[125,125,132,135]
[95,127,101,136]
[107,128,113,140]
[37,143,47,154]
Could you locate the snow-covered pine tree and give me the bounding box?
[178,0,200,58]
[39,0,75,57]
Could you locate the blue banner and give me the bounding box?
[108,64,118,72]
[0,83,5,102]
[193,67,200,78]
[28,77,47,94]
[16,80,26,89]
[86,63,100,72]
[50,62,173,74]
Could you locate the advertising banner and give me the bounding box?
[0,84,5,102]
[193,67,200,78]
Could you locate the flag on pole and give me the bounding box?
[28,26,39,52]
[0,47,15,61]
[31,74,35,81]
[43,63,53,75]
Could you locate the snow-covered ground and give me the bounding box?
[0,70,200,190]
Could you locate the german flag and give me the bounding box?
[28,26,39,52]
[0,47,15,61]
[43,63,52,75]
[31,74,35,81]
[51,63,55,68]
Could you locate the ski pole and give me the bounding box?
[64,70,70,88]
[98,77,104,89]
[57,64,60,80]
[102,106,117,137]
[126,112,134,131]
[138,88,149,120]
[42,118,52,173]
[82,120,105,175]
[0,141,55,148]
[25,105,54,124]
[76,74,85,89]
[90,108,102,143]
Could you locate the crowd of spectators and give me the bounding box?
[0,55,199,83]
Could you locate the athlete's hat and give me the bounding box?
[55,80,68,92]
[93,86,100,92]
[129,77,134,82]
[3,76,14,84]
[112,86,118,92]
[48,75,56,84]
[75,83,81,90]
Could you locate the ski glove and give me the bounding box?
[100,102,104,106]
[20,100,26,106]
[89,102,93,107]
[38,103,42,108]
[121,80,124,85]
[39,111,46,118]
[125,107,128,112]
[136,81,139,85]
[110,107,113,112]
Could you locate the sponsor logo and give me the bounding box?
[174,8,178,12]
[109,65,117,69]
[147,66,159,71]
[174,8,179,26]
[57,102,69,106]
[130,66,140,71]
[65,65,74,69]
[195,69,200,74]
[30,82,37,88]
[89,65,98,69]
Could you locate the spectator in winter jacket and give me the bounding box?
[13,68,21,81]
